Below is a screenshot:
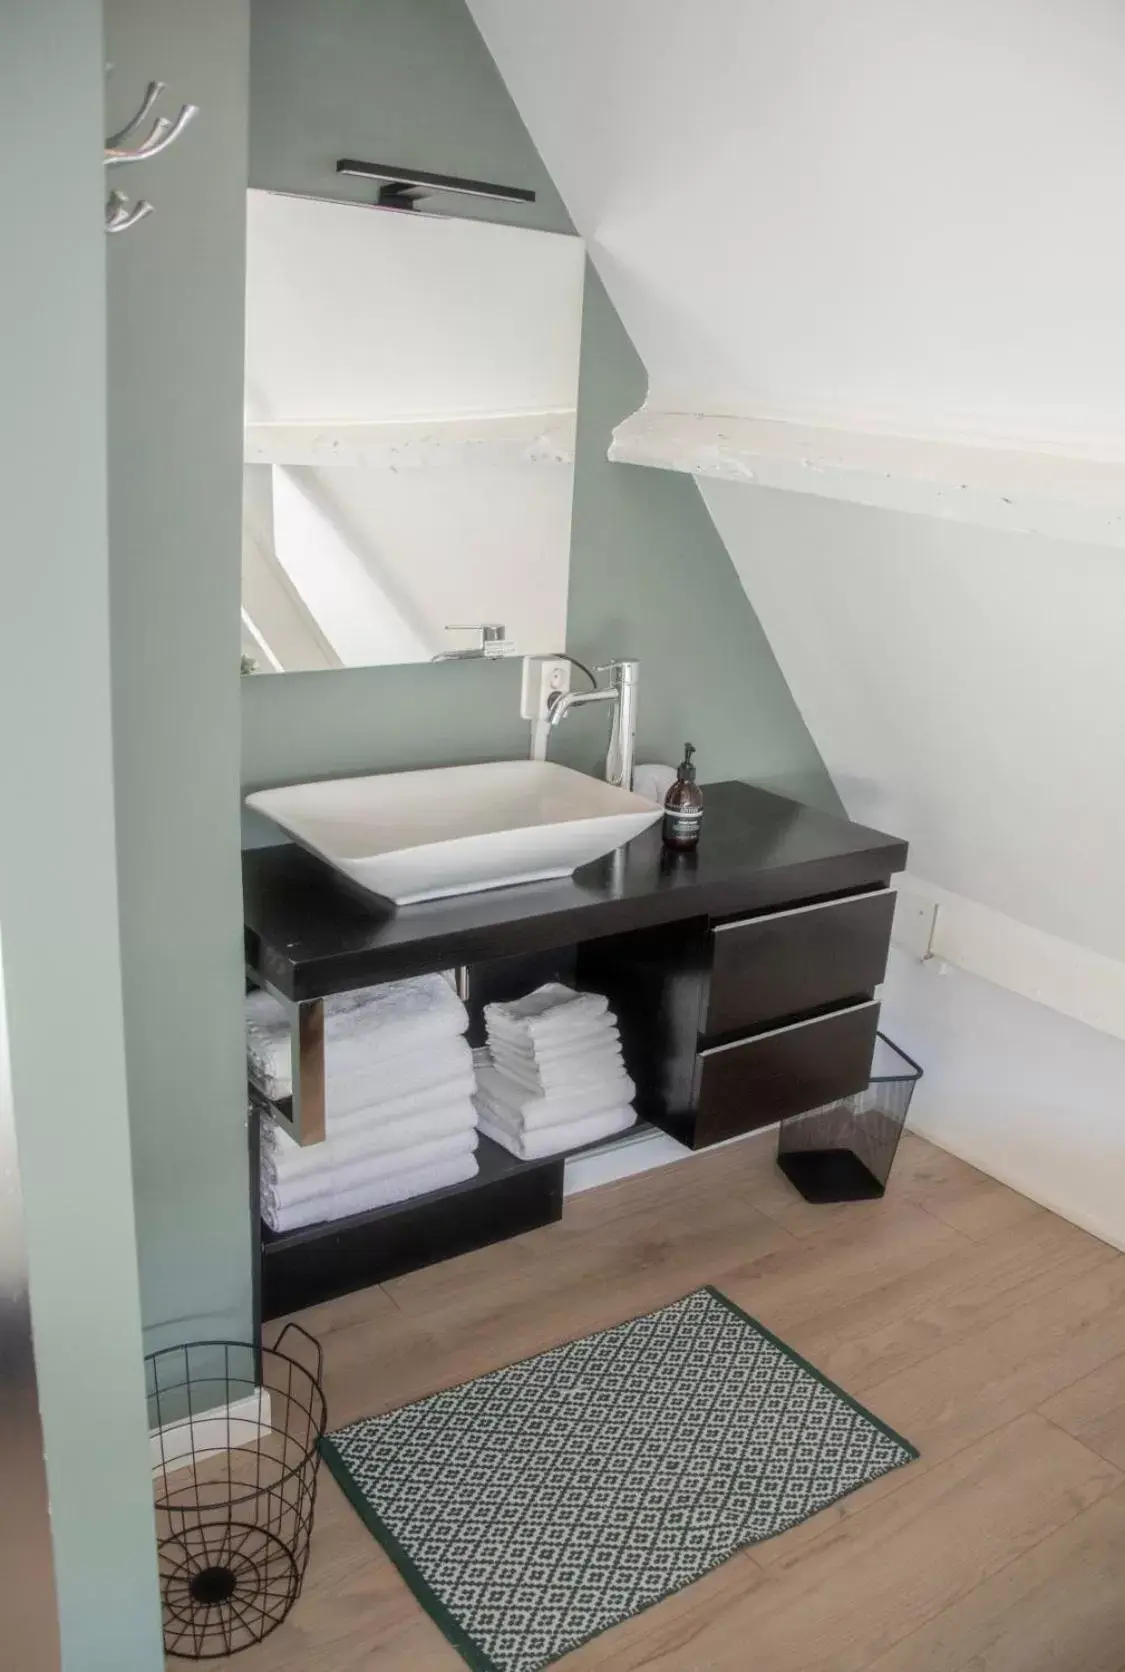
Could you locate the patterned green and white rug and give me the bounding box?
[322,1286,916,1672]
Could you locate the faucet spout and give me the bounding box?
[546,687,616,727]
[542,660,639,790]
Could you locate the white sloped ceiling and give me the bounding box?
[469,0,1125,448]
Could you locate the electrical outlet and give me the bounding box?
[520,655,571,721]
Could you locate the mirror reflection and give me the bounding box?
[241,190,585,673]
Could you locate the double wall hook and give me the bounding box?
[104,78,198,234]
[105,189,153,235]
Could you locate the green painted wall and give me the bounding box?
[106,0,254,1351]
[0,3,164,1664]
[243,0,836,814]
[565,264,843,804]
[96,0,835,1363]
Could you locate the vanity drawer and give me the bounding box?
[705,890,895,1038]
[689,999,880,1148]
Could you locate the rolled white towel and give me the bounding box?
[251,1035,473,1110]
[484,983,610,1049]
[475,1058,635,1131]
[262,1100,479,1186]
[262,1152,480,1234]
[477,1102,636,1161]
[262,1126,479,1208]
[489,1037,625,1094]
[247,974,468,1090]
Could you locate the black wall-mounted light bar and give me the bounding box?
[335,159,536,211]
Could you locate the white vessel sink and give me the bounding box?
[246,760,662,905]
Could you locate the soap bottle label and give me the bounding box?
[663,806,702,843]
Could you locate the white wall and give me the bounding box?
[470,0,1125,1241]
[705,483,1125,1241]
[882,953,1125,1249]
[702,478,1125,1243]
[703,484,1125,962]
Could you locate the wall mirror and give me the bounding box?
[241,189,585,673]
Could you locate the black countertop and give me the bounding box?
[243,780,907,1001]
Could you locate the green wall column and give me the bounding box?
[0,3,164,1665]
[106,0,255,1351]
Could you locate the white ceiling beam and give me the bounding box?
[610,408,1125,549]
[245,410,576,470]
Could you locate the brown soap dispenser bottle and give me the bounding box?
[663,743,703,850]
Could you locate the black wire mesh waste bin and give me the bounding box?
[147,1324,327,1659]
[777,1033,923,1203]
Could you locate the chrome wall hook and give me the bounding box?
[105,104,198,168]
[105,80,165,150]
[105,189,153,234]
[103,78,197,234]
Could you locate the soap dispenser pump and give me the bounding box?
[662,743,703,850]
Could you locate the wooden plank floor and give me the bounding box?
[234,1132,1125,1672]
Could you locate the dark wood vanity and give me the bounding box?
[243,781,906,1321]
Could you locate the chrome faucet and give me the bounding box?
[546,660,639,790]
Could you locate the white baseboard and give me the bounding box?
[893,875,1125,1044]
[907,1114,1125,1254]
[150,1389,273,1474]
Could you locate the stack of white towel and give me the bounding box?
[473,982,636,1160]
[248,973,478,1233]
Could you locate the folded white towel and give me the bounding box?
[257,1066,475,1137]
[319,1067,477,1132]
[489,1037,625,1094]
[262,1152,480,1234]
[262,1126,478,1207]
[486,1022,621,1068]
[475,1058,636,1131]
[477,1102,636,1161]
[262,1101,479,1185]
[487,1009,616,1049]
[251,1035,473,1110]
[246,974,468,1090]
[484,983,610,1048]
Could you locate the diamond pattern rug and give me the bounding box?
[321,1286,916,1672]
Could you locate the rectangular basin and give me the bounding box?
[246,760,662,905]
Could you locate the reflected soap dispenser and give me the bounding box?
[662,743,703,850]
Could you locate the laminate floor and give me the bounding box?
[233,1132,1125,1672]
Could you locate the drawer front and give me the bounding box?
[706,890,895,1038]
[691,999,880,1148]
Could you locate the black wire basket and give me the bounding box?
[777,1033,924,1203]
[146,1324,327,1659]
